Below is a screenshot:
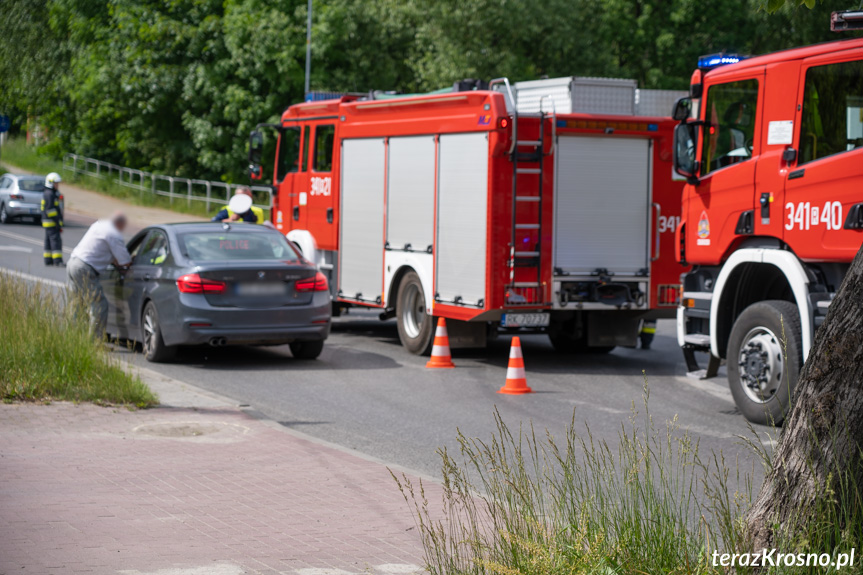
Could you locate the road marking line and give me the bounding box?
[0,268,66,289]
[0,228,74,253]
[0,245,32,252]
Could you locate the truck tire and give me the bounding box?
[290,340,324,360]
[396,270,434,355]
[727,300,802,426]
[141,302,176,363]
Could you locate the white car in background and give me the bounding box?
[0,173,62,225]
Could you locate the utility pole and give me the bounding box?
[304,0,312,97]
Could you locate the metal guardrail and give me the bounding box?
[62,153,272,213]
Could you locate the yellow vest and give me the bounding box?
[226,205,265,224]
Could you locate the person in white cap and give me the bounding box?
[41,172,64,266]
[211,187,264,224]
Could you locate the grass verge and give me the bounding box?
[0,272,157,407]
[396,383,862,574]
[0,138,270,220]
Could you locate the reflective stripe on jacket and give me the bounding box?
[41,187,63,228]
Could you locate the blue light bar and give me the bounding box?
[305,91,345,102]
[697,53,746,70]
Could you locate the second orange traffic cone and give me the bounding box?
[498,337,533,394]
[426,318,456,368]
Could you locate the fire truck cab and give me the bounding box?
[672,37,863,424]
[250,77,687,356]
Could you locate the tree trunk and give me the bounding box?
[746,245,863,549]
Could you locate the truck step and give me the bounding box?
[516,196,540,202]
[683,334,711,347]
[511,282,542,287]
[516,140,542,146]
[515,223,540,229]
[516,168,541,175]
[514,251,540,257]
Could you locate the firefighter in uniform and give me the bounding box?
[41,172,64,266]
[639,320,656,350]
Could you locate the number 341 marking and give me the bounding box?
[785,201,843,231]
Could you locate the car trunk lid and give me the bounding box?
[195,263,317,308]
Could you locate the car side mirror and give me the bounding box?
[671,97,692,122]
[673,122,700,185]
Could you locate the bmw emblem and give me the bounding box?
[257,271,266,280]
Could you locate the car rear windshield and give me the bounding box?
[177,230,301,262]
[18,179,44,192]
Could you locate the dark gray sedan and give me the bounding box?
[102,222,331,362]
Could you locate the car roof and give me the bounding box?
[4,174,43,181]
[154,222,278,234]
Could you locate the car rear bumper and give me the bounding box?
[180,324,330,346]
[161,293,332,346]
[5,201,41,218]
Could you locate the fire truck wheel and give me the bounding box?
[727,300,802,426]
[396,270,434,355]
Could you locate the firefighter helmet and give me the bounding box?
[45,172,62,188]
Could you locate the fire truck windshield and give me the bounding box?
[701,79,759,176]
[276,127,300,181]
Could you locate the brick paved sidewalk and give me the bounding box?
[0,400,438,575]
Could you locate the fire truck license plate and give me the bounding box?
[501,313,550,328]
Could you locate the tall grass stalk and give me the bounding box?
[395,382,752,575]
[0,272,157,406]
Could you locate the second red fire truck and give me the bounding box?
[249,77,687,356]
[672,31,863,424]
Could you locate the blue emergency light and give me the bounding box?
[697,53,746,70]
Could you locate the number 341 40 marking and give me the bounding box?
[785,201,843,231]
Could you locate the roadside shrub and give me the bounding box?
[0,272,157,407]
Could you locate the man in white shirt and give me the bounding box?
[67,212,133,337]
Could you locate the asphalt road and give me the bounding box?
[0,213,771,482]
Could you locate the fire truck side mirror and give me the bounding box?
[249,130,264,166]
[672,97,692,122]
[673,123,700,184]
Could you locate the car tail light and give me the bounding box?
[176,273,226,294]
[10,193,23,200]
[295,271,328,292]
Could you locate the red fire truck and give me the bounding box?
[672,33,863,424]
[248,78,686,356]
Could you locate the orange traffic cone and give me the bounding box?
[426,318,456,368]
[498,337,532,394]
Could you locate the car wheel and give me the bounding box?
[396,270,434,355]
[727,300,802,426]
[0,203,8,225]
[141,302,176,363]
[290,340,324,360]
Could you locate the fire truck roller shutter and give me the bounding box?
[386,136,436,252]
[436,133,489,306]
[340,138,386,303]
[554,136,651,276]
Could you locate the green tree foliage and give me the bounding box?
[0,0,857,182]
